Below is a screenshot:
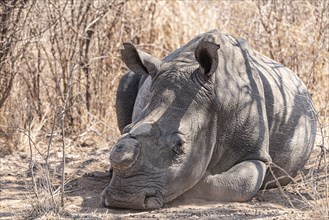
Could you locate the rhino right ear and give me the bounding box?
[121,43,161,77]
[195,35,220,76]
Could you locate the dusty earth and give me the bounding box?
[0,134,327,220]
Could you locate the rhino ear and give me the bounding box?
[195,36,220,76]
[121,43,161,77]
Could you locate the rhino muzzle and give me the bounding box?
[104,123,166,209]
[109,137,140,170]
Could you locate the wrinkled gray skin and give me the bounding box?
[101,30,317,210]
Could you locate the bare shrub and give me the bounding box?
[0,0,31,155]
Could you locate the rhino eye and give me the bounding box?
[171,133,186,156]
[172,138,184,155]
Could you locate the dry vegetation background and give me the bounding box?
[0,0,328,219]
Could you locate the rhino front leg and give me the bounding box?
[184,160,267,202]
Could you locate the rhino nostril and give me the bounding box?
[115,144,124,152]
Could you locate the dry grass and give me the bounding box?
[0,0,328,219]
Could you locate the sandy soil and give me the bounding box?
[0,137,327,220]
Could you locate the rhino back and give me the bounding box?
[251,50,317,182]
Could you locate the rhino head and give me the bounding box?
[102,33,222,209]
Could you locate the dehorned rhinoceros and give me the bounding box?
[101,30,317,209]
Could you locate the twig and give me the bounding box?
[267,164,295,208]
[60,89,71,207]
[28,107,39,200]
[322,145,328,218]
[43,79,60,208]
[60,107,65,207]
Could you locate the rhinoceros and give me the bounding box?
[101,30,317,209]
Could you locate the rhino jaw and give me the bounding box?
[101,186,163,210]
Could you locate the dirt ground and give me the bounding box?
[0,136,327,220]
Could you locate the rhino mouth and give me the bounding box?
[101,186,163,209]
